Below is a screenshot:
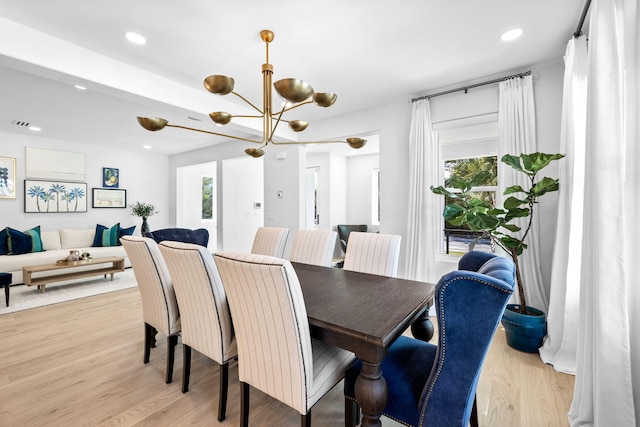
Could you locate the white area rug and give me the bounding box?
[0,268,138,315]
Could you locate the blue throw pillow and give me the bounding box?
[0,228,7,255]
[6,226,44,255]
[92,223,120,247]
[117,225,136,245]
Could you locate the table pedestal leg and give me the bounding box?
[355,361,387,427]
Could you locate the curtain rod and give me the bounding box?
[411,70,532,103]
[573,0,592,37]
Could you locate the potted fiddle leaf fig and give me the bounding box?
[430,152,564,352]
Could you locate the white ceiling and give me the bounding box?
[0,0,586,156]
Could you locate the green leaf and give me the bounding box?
[500,235,522,249]
[531,177,560,197]
[504,185,526,195]
[527,152,565,173]
[430,185,453,197]
[505,207,530,221]
[502,223,521,232]
[501,154,524,172]
[504,196,526,209]
[443,204,465,221]
[467,213,500,231]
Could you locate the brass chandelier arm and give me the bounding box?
[165,123,263,144]
[281,100,314,114]
[231,91,263,115]
[271,139,358,145]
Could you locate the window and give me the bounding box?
[437,120,498,255]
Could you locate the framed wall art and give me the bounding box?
[92,188,127,208]
[26,147,86,182]
[24,179,87,213]
[102,167,119,188]
[0,156,16,199]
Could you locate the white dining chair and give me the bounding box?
[250,226,289,258]
[289,229,338,267]
[158,241,238,422]
[342,232,402,277]
[120,236,181,384]
[213,251,356,427]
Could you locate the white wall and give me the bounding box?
[0,131,170,234]
[347,154,380,227]
[222,156,263,252]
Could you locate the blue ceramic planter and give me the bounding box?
[501,304,546,353]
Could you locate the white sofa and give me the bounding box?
[0,228,131,284]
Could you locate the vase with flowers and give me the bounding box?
[130,201,158,235]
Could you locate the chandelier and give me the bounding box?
[137,29,366,158]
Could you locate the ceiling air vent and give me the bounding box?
[12,120,30,127]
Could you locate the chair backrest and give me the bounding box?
[343,232,401,277]
[214,251,312,414]
[250,227,289,258]
[120,236,180,336]
[145,227,209,247]
[158,241,236,364]
[420,251,515,426]
[336,224,368,252]
[289,229,338,267]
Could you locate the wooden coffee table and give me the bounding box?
[23,256,125,293]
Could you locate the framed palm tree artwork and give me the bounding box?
[24,179,88,213]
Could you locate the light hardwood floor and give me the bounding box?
[0,287,575,426]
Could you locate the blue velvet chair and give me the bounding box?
[145,227,209,247]
[344,251,515,427]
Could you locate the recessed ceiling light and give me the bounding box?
[501,28,523,42]
[74,84,87,90]
[124,31,146,45]
[29,126,41,132]
[143,145,152,149]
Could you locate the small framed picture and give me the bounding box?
[0,156,16,199]
[102,167,119,188]
[92,188,127,208]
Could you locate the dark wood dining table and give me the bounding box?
[293,262,435,427]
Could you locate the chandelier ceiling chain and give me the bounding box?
[137,29,366,158]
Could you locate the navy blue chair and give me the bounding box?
[145,227,209,247]
[344,251,515,427]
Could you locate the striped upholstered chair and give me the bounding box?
[120,236,181,384]
[289,229,338,267]
[250,226,289,258]
[214,251,356,427]
[158,241,237,422]
[342,232,402,277]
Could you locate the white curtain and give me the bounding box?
[539,36,588,375]
[404,99,439,283]
[498,75,548,312]
[568,0,639,425]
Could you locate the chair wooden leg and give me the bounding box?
[165,334,178,384]
[345,398,359,427]
[218,362,229,422]
[240,382,250,427]
[143,323,154,363]
[182,345,191,393]
[4,283,9,307]
[470,393,479,427]
[301,411,311,427]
